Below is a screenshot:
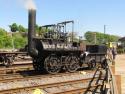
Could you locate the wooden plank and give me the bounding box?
[115,75,121,94]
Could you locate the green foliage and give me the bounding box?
[0,28,9,48]
[0,28,6,35]
[84,31,120,44]
[84,31,95,44]
[0,23,122,50]
[2,36,13,48]
[18,25,27,32]
[0,23,42,49]
[13,33,27,48]
[35,24,40,32]
[9,23,18,32]
[0,27,27,49]
[9,23,27,33]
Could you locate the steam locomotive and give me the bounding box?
[28,9,107,74]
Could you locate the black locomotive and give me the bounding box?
[28,9,107,74]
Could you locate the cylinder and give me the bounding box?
[28,9,38,57]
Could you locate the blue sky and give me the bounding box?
[0,0,125,37]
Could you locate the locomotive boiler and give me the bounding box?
[28,9,107,74]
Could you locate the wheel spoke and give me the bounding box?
[66,55,79,72]
[4,57,14,67]
[44,56,61,74]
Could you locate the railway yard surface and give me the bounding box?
[0,54,124,94]
[115,54,125,94]
[0,56,108,94]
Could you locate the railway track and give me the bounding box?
[0,68,106,94]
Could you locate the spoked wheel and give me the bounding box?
[33,58,44,71]
[101,58,107,69]
[88,59,96,70]
[4,56,14,67]
[66,55,80,72]
[44,55,61,74]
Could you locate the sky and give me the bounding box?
[0,0,125,37]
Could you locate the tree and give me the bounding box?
[84,31,95,44]
[0,28,6,35]
[9,23,18,32]
[3,36,12,48]
[18,25,27,32]
[84,31,120,44]
[12,33,27,48]
[0,28,7,48]
[35,24,39,32]
[9,23,18,49]
[0,26,28,49]
[18,25,28,38]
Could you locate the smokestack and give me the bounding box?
[28,9,38,57]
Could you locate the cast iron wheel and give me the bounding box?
[101,58,107,69]
[88,59,96,70]
[66,55,80,72]
[44,56,61,74]
[4,56,14,67]
[33,58,43,71]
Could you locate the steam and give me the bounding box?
[19,0,36,10]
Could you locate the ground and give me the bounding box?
[115,54,125,94]
[115,54,125,75]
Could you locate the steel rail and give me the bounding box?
[0,70,100,83]
[0,68,105,94]
[54,85,102,94]
[0,70,96,82]
[0,77,103,94]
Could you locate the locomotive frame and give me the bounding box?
[27,9,107,74]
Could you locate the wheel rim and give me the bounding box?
[4,57,14,67]
[3,61,9,66]
[66,55,79,72]
[44,56,61,74]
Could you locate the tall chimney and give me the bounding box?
[28,9,38,57]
